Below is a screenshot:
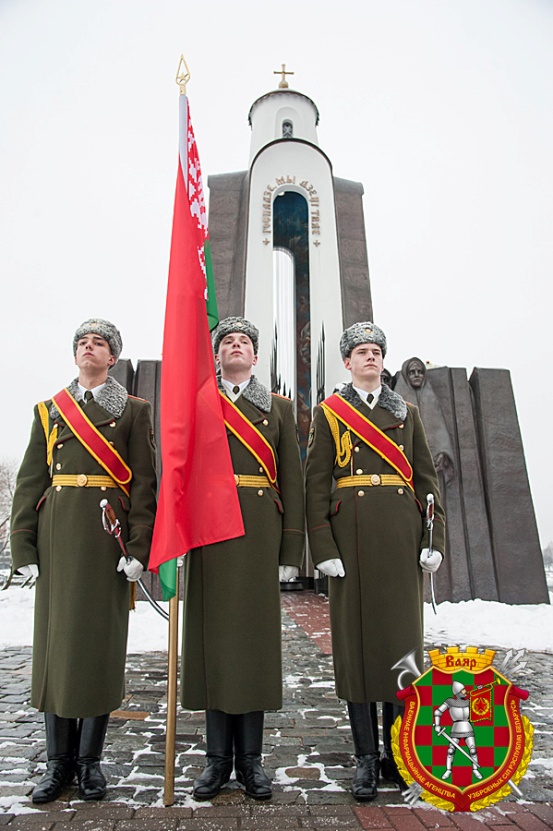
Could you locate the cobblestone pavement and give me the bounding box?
[0,591,552,829]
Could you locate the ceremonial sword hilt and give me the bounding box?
[424,493,437,614]
[426,493,434,554]
[99,499,169,621]
[100,498,125,548]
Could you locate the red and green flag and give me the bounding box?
[148,90,244,600]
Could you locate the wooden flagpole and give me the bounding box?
[164,580,179,806]
[163,57,189,808]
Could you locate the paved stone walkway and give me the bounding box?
[0,591,551,829]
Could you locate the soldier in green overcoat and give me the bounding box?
[181,317,304,801]
[305,322,445,801]
[10,319,157,804]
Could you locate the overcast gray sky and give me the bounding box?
[1,0,552,546]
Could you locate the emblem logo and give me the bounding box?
[392,646,534,812]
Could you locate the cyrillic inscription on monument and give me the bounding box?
[261,177,321,238]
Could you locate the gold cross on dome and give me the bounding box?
[274,64,294,89]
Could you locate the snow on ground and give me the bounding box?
[1,585,552,653]
[423,598,553,653]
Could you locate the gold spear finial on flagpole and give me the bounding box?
[176,55,191,95]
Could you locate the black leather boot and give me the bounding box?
[380,702,408,791]
[76,714,109,800]
[234,711,272,800]
[347,702,380,801]
[193,710,234,800]
[32,714,77,804]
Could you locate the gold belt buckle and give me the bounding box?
[370,474,381,486]
[77,474,88,487]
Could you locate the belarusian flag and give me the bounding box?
[149,89,244,600]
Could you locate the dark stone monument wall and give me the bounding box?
[470,368,549,604]
[426,367,498,603]
[208,171,249,319]
[449,368,499,600]
[333,177,373,326]
[423,366,473,603]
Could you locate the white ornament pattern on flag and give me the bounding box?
[186,106,209,298]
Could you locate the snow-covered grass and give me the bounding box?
[1,586,552,653]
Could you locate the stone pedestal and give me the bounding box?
[470,368,548,604]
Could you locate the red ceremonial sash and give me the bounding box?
[219,392,277,484]
[321,393,414,489]
[52,388,132,495]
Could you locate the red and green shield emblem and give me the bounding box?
[392,646,534,812]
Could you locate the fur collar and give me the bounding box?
[219,375,272,413]
[49,375,129,421]
[338,382,407,421]
[243,375,272,413]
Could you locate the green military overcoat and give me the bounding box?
[11,377,157,719]
[181,377,305,714]
[305,383,445,704]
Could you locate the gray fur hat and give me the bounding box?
[212,316,259,355]
[339,321,387,360]
[73,319,123,361]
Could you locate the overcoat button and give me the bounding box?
[259,467,263,473]
[234,474,240,485]
[398,488,404,495]
[55,463,62,471]
[101,486,106,492]
[57,443,64,449]
[358,490,365,497]
[257,489,264,496]
[370,474,381,486]
[399,444,404,451]
[109,422,116,428]
[354,446,360,453]
[356,468,363,475]
[77,474,88,487]
[56,485,62,492]
[262,419,269,426]
[399,423,404,429]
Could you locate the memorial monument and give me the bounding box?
[118,69,548,604]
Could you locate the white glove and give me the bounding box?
[419,548,443,573]
[18,564,39,579]
[279,565,299,582]
[317,558,346,578]
[117,556,144,582]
